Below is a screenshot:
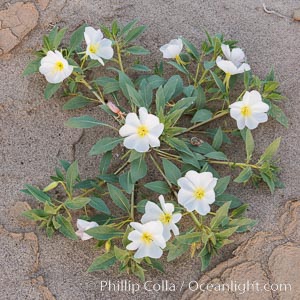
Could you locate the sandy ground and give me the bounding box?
[0,0,300,299]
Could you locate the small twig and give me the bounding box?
[262,3,289,19]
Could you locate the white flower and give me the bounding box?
[229,90,269,130]
[160,38,183,59]
[75,219,98,241]
[216,44,250,75]
[141,195,182,241]
[177,171,218,216]
[126,221,166,259]
[84,26,114,65]
[39,50,73,83]
[119,107,164,153]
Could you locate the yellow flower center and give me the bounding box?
[89,44,99,54]
[160,213,172,224]
[141,232,153,245]
[137,125,149,137]
[54,61,64,71]
[241,105,252,117]
[193,187,205,200]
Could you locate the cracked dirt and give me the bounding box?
[1,0,300,299]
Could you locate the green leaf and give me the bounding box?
[210,71,226,93]
[43,181,59,192]
[130,156,147,183]
[199,246,212,271]
[89,137,123,156]
[53,27,67,49]
[66,161,79,194]
[124,25,146,43]
[139,79,153,109]
[267,102,288,128]
[136,199,148,213]
[205,151,228,161]
[215,194,242,208]
[22,209,49,221]
[191,109,213,123]
[119,172,134,194]
[245,129,255,162]
[259,137,281,163]
[176,232,201,244]
[167,137,194,157]
[163,75,183,103]
[131,64,151,72]
[149,258,165,273]
[86,225,123,240]
[65,116,111,129]
[167,61,189,74]
[203,60,215,70]
[126,46,150,55]
[167,242,188,262]
[69,24,86,53]
[169,97,196,113]
[194,85,206,109]
[212,127,223,150]
[23,58,41,76]
[146,75,165,89]
[181,38,200,61]
[99,151,112,174]
[103,81,120,94]
[87,252,116,272]
[162,158,181,186]
[215,176,230,196]
[210,202,231,229]
[264,81,279,93]
[63,96,92,110]
[114,246,129,261]
[65,197,90,209]
[155,85,166,113]
[56,215,78,240]
[44,83,61,100]
[261,172,275,193]
[118,71,135,99]
[126,84,143,106]
[144,181,170,194]
[24,184,51,203]
[89,197,111,215]
[234,167,253,183]
[107,184,130,212]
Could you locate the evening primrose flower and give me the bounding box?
[229,90,269,130]
[216,44,250,76]
[84,26,114,65]
[75,219,98,241]
[119,107,164,153]
[160,38,183,59]
[177,171,218,216]
[141,195,182,241]
[126,221,166,259]
[39,50,73,84]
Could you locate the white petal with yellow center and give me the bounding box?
[119,107,164,153]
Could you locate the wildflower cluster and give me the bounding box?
[23,20,287,279]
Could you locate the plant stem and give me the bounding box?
[189,212,202,228]
[208,160,261,169]
[115,40,124,72]
[150,154,172,189]
[174,110,229,136]
[79,78,106,105]
[130,186,135,221]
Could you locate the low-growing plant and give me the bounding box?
[22,20,287,279]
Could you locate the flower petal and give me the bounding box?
[119,124,137,137]
[221,44,231,60]
[245,116,259,130]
